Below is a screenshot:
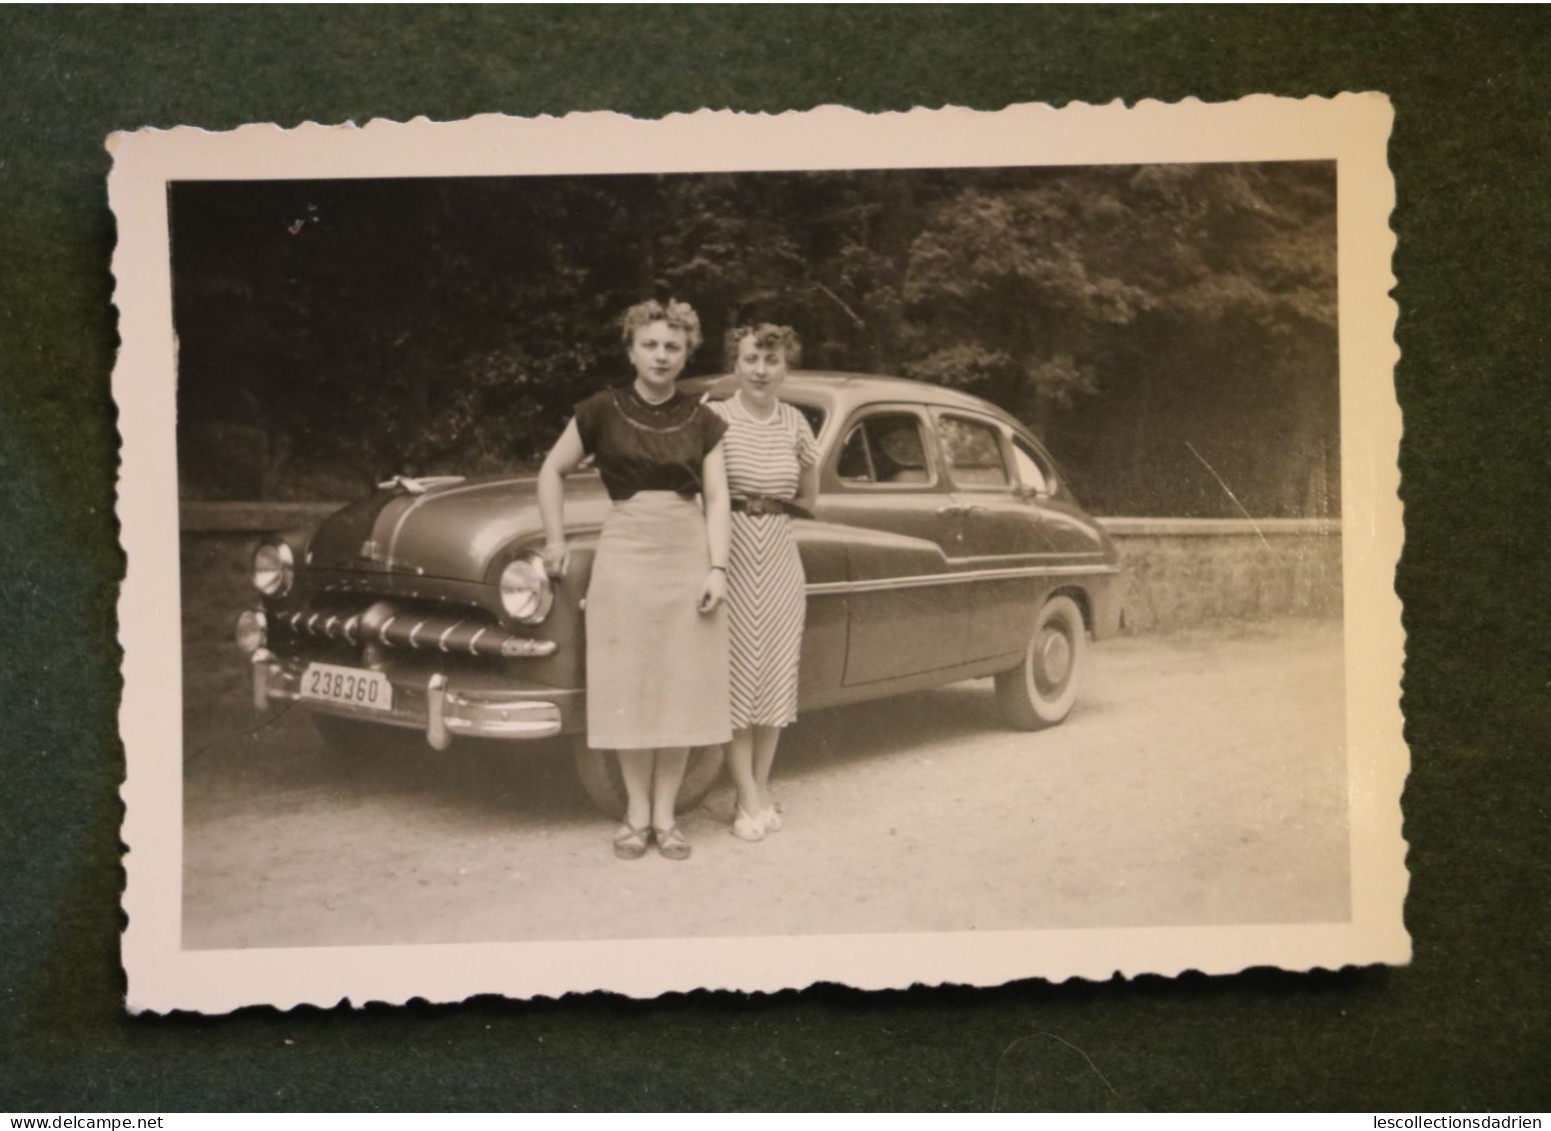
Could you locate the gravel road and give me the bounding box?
[182,619,1348,949]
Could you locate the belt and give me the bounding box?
[731,495,804,518]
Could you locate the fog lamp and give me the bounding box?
[234,608,267,653]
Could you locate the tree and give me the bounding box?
[172,162,1337,516]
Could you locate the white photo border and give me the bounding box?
[113,96,1406,1013]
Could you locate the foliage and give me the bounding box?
[171,162,1337,515]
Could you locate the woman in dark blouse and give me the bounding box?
[537,299,732,861]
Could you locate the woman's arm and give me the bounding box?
[793,460,820,517]
[789,409,821,518]
[537,418,586,578]
[698,442,730,614]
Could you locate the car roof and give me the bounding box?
[681,371,1030,434]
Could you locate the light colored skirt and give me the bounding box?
[727,512,806,729]
[585,492,731,750]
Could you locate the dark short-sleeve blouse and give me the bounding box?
[573,385,728,501]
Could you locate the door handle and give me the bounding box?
[936,503,965,517]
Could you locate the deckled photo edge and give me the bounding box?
[112,95,1407,1014]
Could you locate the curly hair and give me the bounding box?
[619,298,703,354]
[723,322,803,371]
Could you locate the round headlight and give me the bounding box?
[252,540,294,597]
[499,552,554,624]
[234,609,267,654]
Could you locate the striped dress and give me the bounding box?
[709,395,820,729]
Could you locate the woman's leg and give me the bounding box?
[650,746,690,828]
[616,749,654,832]
[609,748,656,859]
[650,747,692,859]
[726,729,764,836]
[751,724,783,811]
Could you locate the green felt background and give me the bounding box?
[2,4,1547,1113]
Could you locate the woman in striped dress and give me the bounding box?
[710,324,819,841]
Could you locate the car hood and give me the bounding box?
[306,474,612,583]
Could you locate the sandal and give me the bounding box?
[653,825,692,861]
[732,807,766,842]
[612,823,651,860]
[761,804,783,834]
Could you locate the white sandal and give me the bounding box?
[732,807,766,842]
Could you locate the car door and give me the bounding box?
[815,405,972,685]
[933,411,1056,661]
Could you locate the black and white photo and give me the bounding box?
[112,98,1407,1011]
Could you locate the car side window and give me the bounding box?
[940,415,1012,488]
[837,412,932,486]
[1010,434,1056,495]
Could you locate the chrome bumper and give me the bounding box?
[251,650,567,748]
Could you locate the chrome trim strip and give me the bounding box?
[500,637,559,658]
[467,626,488,655]
[805,562,1118,597]
[949,550,1109,563]
[377,615,397,644]
[438,621,462,652]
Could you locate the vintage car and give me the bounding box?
[235,373,1122,815]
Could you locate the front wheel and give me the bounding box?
[570,738,726,818]
[995,594,1088,730]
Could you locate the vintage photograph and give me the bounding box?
[114,99,1407,1011]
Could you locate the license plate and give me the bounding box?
[299,662,394,711]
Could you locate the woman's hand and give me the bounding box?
[538,419,585,580]
[697,568,726,614]
[699,444,730,616]
[541,541,570,580]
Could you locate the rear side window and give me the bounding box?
[1010,434,1057,495]
[837,412,932,485]
[939,415,1011,488]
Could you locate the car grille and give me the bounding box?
[271,600,554,659]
